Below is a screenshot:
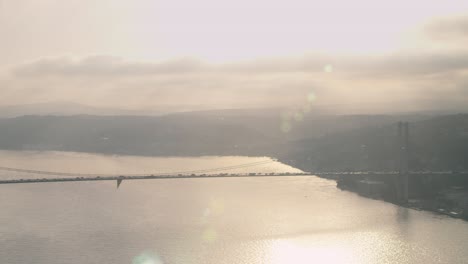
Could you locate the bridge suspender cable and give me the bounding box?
[0,159,277,178]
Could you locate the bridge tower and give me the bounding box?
[397,121,409,203]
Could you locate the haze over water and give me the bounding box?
[0,151,467,264]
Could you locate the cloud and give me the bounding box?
[224,52,468,79]
[13,56,204,77]
[3,57,322,110]
[11,55,332,78]
[425,15,468,40]
[345,52,468,78]
[3,51,468,113]
[12,51,468,78]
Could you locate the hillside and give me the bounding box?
[285,114,468,172]
[1,111,464,172]
[0,111,424,157]
[0,115,273,156]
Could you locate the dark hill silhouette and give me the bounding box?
[0,111,466,172]
[285,114,468,172]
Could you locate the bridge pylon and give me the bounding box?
[397,121,409,204]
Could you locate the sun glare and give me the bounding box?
[267,239,356,264]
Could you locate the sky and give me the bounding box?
[1,0,468,113]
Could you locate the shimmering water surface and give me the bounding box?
[0,151,468,264]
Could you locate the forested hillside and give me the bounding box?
[285,114,468,172]
[1,111,466,172]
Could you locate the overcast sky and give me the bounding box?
[1,0,468,113]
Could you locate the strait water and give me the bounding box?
[0,151,467,264]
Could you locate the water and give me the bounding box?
[0,151,468,264]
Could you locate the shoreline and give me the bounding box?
[335,180,468,221]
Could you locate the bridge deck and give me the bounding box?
[0,173,311,185]
[1,172,468,185]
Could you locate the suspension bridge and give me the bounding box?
[0,159,310,186]
[0,159,465,184]
[1,122,467,205]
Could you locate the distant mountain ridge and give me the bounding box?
[0,111,430,156]
[1,101,463,118]
[285,114,468,172]
[0,111,467,171]
[0,102,166,117]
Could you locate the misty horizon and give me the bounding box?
[1,1,468,114]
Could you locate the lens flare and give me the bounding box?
[281,121,291,133]
[132,252,163,264]
[202,228,218,243]
[307,92,317,103]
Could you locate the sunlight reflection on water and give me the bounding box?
[267,239,354,264]
[0,152,467,264]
